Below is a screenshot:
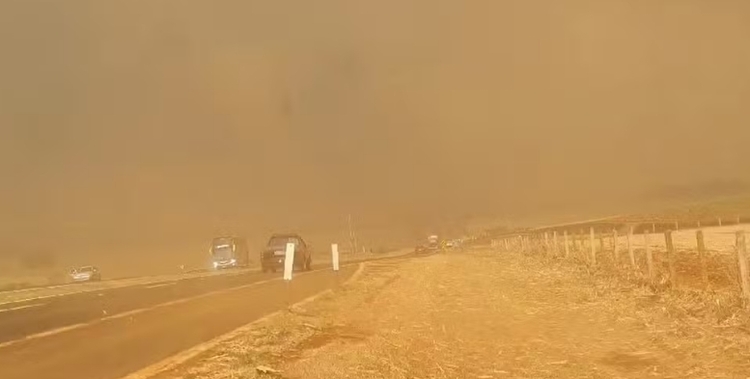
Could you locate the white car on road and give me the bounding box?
[69,266,102,282]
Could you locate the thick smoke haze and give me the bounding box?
[1,1,749,273]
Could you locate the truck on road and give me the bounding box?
[427,234,440,252]
[210,237,250,270]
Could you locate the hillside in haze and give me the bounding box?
[1,0,749,277]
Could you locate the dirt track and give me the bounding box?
[157,249,750,379]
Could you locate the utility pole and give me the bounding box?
[348,214,358,255]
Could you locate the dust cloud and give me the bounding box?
[1,1,749,276]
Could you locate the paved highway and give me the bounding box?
[0,251,417,379]
[0,268,246,306]
[0,267,281,344]
[0,250,413,345]
[0,263,359,379]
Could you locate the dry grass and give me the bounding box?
[153,249,750,379]
[542,238,750,327]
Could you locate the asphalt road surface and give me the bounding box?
[0,252,410,345]
[0,268,270,344]
[0,263,359,379]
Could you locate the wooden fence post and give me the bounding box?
[564,230,570,258]
[590,227,596,266]
[674,221,679,232]
[645,230,654,282]
[536,234,541,253]
[580,229,586,252]
[736,231,750,306]
[613,229,620,265]
[665,230,677,287]
[627,226,636,268]
[652,223,656,233]
[553,231,559,257]
[696,230,708,288]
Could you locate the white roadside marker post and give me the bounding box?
[332,243,340,287]
[283,242,295,307]
[332,243,340,271]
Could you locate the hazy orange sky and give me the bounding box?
[1,1,749,269]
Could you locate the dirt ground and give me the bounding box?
[155,250,750,379]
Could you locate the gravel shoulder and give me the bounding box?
[153,250,750,379]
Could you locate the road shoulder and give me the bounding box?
[149,250,750,379]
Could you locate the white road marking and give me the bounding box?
[122,262,368,379]
[0,269,256,306]
[100,308,152,321]
[26,323,89,339]
[0,303,45,313]
[99,277,274,322]
[144,282,177,289]
[2,283,73,293]
[0,288,99,306]
[0,323,88,350]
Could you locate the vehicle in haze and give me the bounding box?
[414,244,429,255]
[427,234,440,252]
[210,236,250,270]
[451,239,464,249]
[261,233,312,273]
[68,266,102,282]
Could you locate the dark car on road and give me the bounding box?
[261,233,312,273]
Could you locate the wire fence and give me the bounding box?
[492,224,750,305]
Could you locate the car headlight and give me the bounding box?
[230,259,236,264]
[213,261,219,268]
